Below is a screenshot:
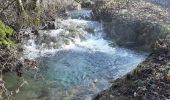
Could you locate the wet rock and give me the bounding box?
[134,92,137,97]
[81,0,95,8]
[94,79,98,83]
[42,21,55,30]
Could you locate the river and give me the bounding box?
[4,9,146,100]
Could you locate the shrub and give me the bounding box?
[0,20,15,47]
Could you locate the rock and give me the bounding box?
[42,21,55,30]
[0,79,4,86]
[68,1,81,10]
[150,84,157,89]
[134,92,137,97]
[141,68,152,75]
[94,79,98,83]
[81,0,94,8]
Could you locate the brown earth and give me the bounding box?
[93,37,170,100]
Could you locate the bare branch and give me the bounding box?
[0,0,16,14]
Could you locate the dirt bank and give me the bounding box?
[93,37,170,100]
[92,0,170,51]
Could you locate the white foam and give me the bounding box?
[74,38,116,53]
[45,29,64,37]
[23,10,113,59]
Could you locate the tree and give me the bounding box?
[16,0,41,29]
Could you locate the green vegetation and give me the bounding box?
[160,24,170,38]
[0,20,15,47]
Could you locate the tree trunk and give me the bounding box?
[34,0,41,29]
[17,0,25,12]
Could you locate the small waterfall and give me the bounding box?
[8,9,147,100]
[23,9,104,59]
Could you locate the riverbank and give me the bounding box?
[0,0,83,99]
[94,38,170,99]
[92,0,170,99]
[92,0,170,52]
[1,0,170,99]
[1,5,147,99]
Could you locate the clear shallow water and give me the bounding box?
[4,9,146,100]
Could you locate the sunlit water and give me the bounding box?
[4,9,146,100]
[147,0,170,8]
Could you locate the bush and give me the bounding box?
[0,20,15,47]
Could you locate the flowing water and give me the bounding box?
[146,0,170,8]
[4,9,146,100]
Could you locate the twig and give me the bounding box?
[0,0,16,14]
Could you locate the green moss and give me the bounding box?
[132,68,139,76]
[159,67,168,71]
[164,24,170,30]
[138,64,145,68]
[159,24,170,38]
[0,20,15,47]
